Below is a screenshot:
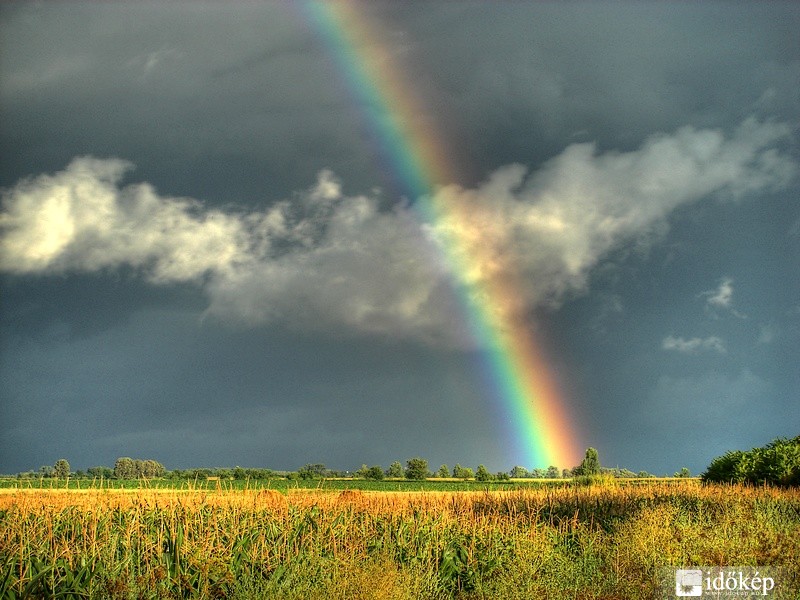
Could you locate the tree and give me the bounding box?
[510,466,529,478]
[575,447,601,476]
[53,459,70,479]
[674,467,691,478]
[87,466,106,479]
[114,457,137,479]
[436,464,450,478]
[452,465,473,480]
[562,468,572,479]
[141,459,165,478]
[405,457,429,480]
[355,464,370,479]
[298,463,328,479]
[366,465,385,480]
[475,464,492,482]
[546,465,560,479]
[386,461,404,478]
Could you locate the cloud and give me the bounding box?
[662,335,726,354]
[701,277,747,318]
[426,118,795,321]
[0,118,795,346]
[705,277,734,309]
[756,324,776,345]
[0,157,250,282]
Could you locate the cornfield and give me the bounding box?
[1,481,798,598]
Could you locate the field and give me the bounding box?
[1,481,798,599]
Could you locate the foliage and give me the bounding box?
[574,447,601,476]
[365,465,384,480]
[475,464,492,482]
[404,457,429,480]
[52,459,70,479]
[452,464,474,480]
[113,457,165,479]
[674,467,691,478]
[510,465,528,478]
[435,464,449,478]
[702,436,800,486]
[297,463,329,480]
[1,482,798,598]
[386,461,404,478]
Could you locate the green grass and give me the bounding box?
[1,481,797,599]
[0,476,683,492]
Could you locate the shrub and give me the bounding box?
[702,436,800,486]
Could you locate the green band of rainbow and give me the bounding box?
[303,1,580,469]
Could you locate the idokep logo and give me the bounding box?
[675,569,703,596]
[664,567,781,598]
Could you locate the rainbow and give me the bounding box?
[303,1,581,469]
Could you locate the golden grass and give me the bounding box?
[1,481,798,598]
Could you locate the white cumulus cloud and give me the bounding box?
[0,118,795,346]
[662,335,726,354]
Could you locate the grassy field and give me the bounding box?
[1,481,798,599]
[0,476,684,492]
[0,477,571,493]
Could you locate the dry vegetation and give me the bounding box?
[1,481,798,598]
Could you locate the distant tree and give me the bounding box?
[387,461,404,478]
[611,468,638,478]
[366,465,384,480]
[355,464,370,479]
[495,471,510,481]
[574,447,601,476]
[475,464,492,482]
[453,464,473,479]
[298,463,328,479]
[637,470,654,478]
[545,465,560,479]
[530,468,546,479]
[141,460,165,478]
[405,457,429,480]
[53,459,70,479]
[562,468,572,479]
[674,467,691,478]
[510,466,529,479]
[114,457,137,479]
[436,464,450,478]
[39,466,54,478]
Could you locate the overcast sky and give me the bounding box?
[1,2,798,475]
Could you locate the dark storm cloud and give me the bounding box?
[0,2,798,475]
[0,3,373,201]
[372,3,800,178]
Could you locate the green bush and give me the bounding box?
[702,436,800,486]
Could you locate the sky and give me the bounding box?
[0,2,798,476]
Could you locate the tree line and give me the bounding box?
[14,448,669,481]
[15,439,798,484]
